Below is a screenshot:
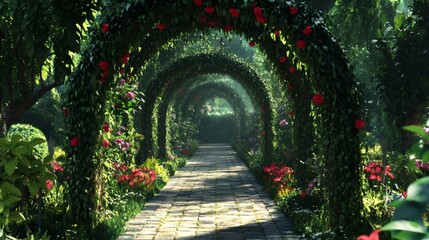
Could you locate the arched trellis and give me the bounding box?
[158,81,248,157]
[139,53,272,163]
[65,0,363,236]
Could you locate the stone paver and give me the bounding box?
[118,144,301,240]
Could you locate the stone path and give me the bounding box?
[118,144,300,240]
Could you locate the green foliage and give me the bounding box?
[380,126,429,239]
[0,136,54,238]
[7,124,49,160]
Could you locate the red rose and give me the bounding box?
[208,20,217,27]
[102,122,110,133]
[205,6,215,14]
[230,8,240,18]
[101,24,109,33]
[256,15,266,23]
[289,66,296,73]
[120,68,125,75]
[300,192,306,199]
[103,139,110,148]
[280,56,287,63]
[253,6,263,16]
[224,25,233,32]
[274,30,280,36]
[290,6,298,15]
[287,83,294,90]
[156,23,166,30]
[70,137,79,147]
[121,52,130,64]
[297,40,307,49]
[355,119,365,130]
[312,93,324,105]
[99,60,109,71]
[248,41,255,47]
[63,108,69,116]
[303,26,313,36]
[194,0,202,6]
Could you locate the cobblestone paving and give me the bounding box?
[118,144,300,240]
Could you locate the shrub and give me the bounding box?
[7,124,49,159]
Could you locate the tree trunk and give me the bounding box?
[0,101,7,138]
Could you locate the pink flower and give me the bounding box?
[126,91,135,100]
[357,229,381,240]
[303,26,313,36]
[279,119,288,127]
[230,8,240,18]
[101,24,109,33]
[50,162,64,171]
[119,78,126,86]
[46,180,54,190]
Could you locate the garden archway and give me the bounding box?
[139,53,272,162]
[158,81,248,157]
[65,0,363,236]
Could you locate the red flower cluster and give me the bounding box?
[46,180,54,190]
[263,163,295,188]
[121,52,130,65]
[50,162,64,172]
[156,23,166,30]
[297,40,307,49]
[290,6,298,15]
[280,56,287,63]
[113,162,157,187]
[102,122,110,133]
[205,6,215,14]
[248,41,255,47]
[253,5,266,23]
[364,162,394,182]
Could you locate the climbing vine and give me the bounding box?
[66,0,364,237]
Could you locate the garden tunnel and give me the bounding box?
[65,0,363,236]
[139,53,271,162]
[158,81,249,155]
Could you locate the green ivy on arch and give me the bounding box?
[65,0,364,236]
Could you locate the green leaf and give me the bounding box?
[28,182,40,197]
[8,211,25,222]
[28,138,46,148]
[403,126,429,142]
[406,176,429,204]
[382,220,426,233]
[1,182,21,197]
[4,158,18,176]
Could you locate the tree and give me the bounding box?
[0,0,100,136]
